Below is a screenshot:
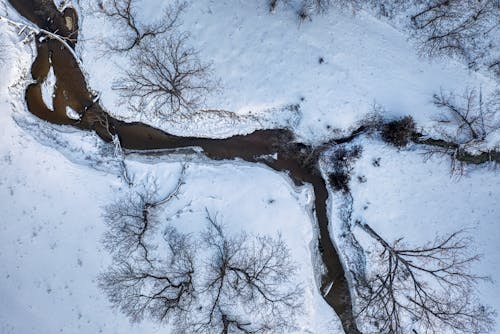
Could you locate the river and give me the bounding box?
[7,1,361,332]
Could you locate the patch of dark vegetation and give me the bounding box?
[381,115,416,148]
[297,4,311,22]
[328,171,350,193]
[357,175,367,183]
[327,145,362,193]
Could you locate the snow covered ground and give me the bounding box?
[0,25,339,333]
[40,65,55,110]
[1,1,499,333]
[328,138,500,332]
[0,28,157,334]
[348,140,500,310]
[76,0,498,144]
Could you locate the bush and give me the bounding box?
[381,116,416,147]
[328,171,350,192]
[327,145,362,193]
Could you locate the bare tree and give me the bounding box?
[269,0,362,17]
[99,188,302,334]
[368,0,408,18]
[95,0,184,53]
[433,88,499,144]
[99,226,196,323]
[410,0,499,71]
[269,0,296,12]
[99,169,196,324]
[115,34,214,118]
[307,0,333,14]
[102,190,160,263]
[102,169,185,262]
[355,223,495,334]
[412,88,500,175]
[181,213,302,334]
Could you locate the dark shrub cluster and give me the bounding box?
[328,171,350,193]
[328,145,362,193]
[381,116,416,147]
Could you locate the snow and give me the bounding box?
[40,65,55,111]
[76,0,497,144]
[328,138,500,332]
[0,28,158,334]
[0,25,340,334]
[66,105,81,120]
[1,1,499,333]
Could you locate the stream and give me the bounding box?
[7,1,362,333]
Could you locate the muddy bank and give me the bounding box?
[7,1,361,333]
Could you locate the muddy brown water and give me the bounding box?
[8,1,361,333]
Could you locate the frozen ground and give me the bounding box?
[328,138,500,332]
[0,1,499,333]
[40,65,55,111]
[349,140,500,309]
[76,0,498,144]
[0,26,339,333]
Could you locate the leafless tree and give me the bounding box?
[268,0,291,12]
[180,213,303,334]
[307,0,333,13]
[95,0,185,53]
[99,226,196,323]
[114,34,214,118]
[100,189,302,333]
[433,88,499,144]
[410,0,499,71]
[355,223,495,334]
[368,0,408,18]
[102,190,159,263]
[99,168,195,324]
[102,169,185,262]
[413,88,500,176]
[269,0,363,17]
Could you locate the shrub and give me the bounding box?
[381,116,416,147]
[328,171,350,192]
[327,145,362,193]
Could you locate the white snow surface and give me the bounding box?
[1,1,499,334]
[76,0,498,144]
[40,65,55,111]
[0,28,340,333]
[328,139,500,333]
[66,105,81,120]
